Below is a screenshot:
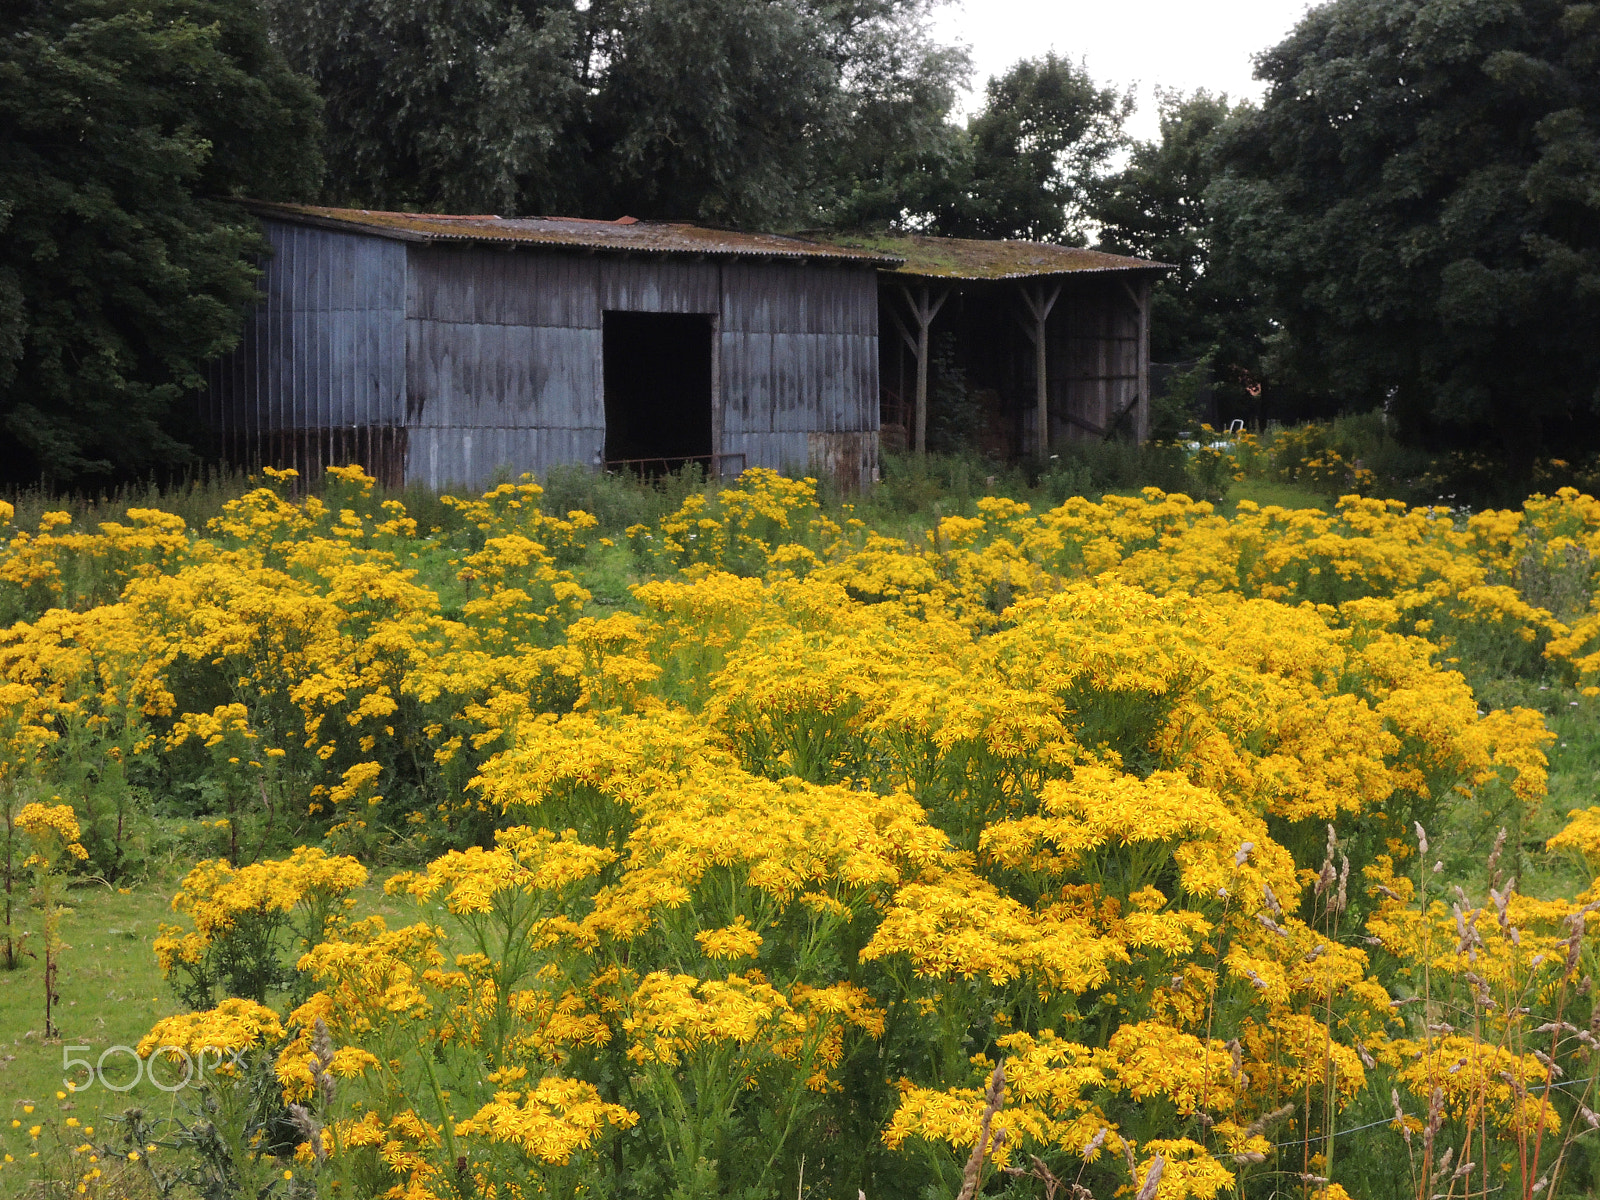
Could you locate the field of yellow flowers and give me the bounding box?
[2,464,1600,1200]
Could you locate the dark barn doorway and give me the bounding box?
[602,311,714,469]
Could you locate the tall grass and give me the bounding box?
[9,416,1597,547]
[3,465,257,533]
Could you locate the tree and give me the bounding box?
[1208,0,1600,459]
[1091,90,1264,368]
[930,54,1132,243]
[0,0,322,483]
[269,0,968,231]
[579,0,842,226]
[817,18,972,231]
[263,0,582,216]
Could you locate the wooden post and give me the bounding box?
[894,284,949,454]
[915,300,931,454]
[1016,281,1062,460]
[885,304,918,440]
[1121,276,1152,443]
[1136,277,1151,443]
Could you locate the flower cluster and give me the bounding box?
[2,466,1597,1197]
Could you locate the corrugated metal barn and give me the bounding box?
[204,204,895,490]
[203,205,1168,490]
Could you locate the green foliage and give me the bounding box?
[820,29,973,232]
[268,0,968,230]
[1230,410,1600,510]
[1208,0,1600,461]
[0,0,323,485]
[1038,440,1195,502]
[927,53,1131,243]
[1092,90,1268,390]
[923,334,983,454]
[263,0,583,215]
[1144,353,1214,441]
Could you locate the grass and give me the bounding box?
[2,468,257,537]
[0,875,424,1198]
[0,881,173,1196]
[1221,476,1332,514]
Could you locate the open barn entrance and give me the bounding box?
[603,311,714,472]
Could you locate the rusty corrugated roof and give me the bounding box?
[243,202,904,265]
[823,233,1169,280]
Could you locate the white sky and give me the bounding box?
[932,0,1317,140]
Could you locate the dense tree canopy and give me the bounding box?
[1208,0,1600,458]
[0,0,321,483]
[269,0,969,230]
[262,0,583,216]
[1091,90,1264,370]
[928,54,1131,243]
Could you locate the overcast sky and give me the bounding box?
[932,0,1317,140]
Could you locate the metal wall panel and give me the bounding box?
[406,322,603,431]
[599,257,720,313]
[403,244,607,487]
[715,257,879,487]
[721,261,877,335]
[406,425,606,492]
[719,332,771,435]
[202,220,407,486]
[409,246,601,328]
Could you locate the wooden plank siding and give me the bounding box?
[1050,278,1141,442]
[202,221,881,491]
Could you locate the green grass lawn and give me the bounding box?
[1221,477,1334,513]
[0,881,179,1196]
[0,877,418,1197]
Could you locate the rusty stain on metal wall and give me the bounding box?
[806,431,877,492]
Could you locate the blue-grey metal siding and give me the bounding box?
[402,246,879,490]
[203,220,407,484]
[719,261,879,484]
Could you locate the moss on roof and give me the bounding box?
[243,203,903,265]
[825,233,1169,280]
[243,205,1165,278]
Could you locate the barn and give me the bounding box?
[202,204,1167,491]
[204,203,894,491]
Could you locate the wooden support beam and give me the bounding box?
[895,284,949,455]
[885,304,919,357]
[1062,411,1106,437]
[1120,276,1152,442]
[1018,281,1062,460]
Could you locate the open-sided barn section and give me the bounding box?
[835,235,1169,459]
[202,205,894,490]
